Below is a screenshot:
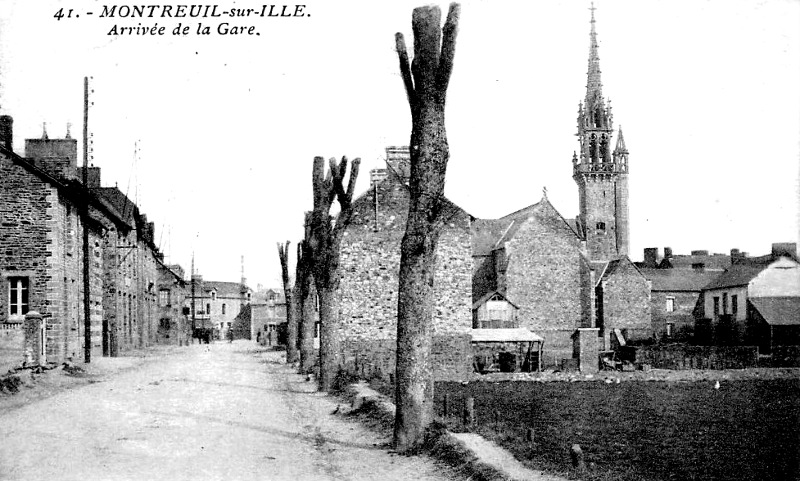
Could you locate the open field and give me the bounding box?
[435,378,800,481]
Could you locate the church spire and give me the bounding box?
[614,125,627,154]
[586,2,604,111]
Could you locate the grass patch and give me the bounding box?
[435,379,800,481]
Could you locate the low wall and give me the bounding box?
[628,345,759,370]
[770,346,800,368]
[0,324,24,372]
[341,334,473,382]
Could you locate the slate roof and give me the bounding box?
[749,297,800,326]
[596,257,647,285]
[203,281,248,297]
[640,268,722,292]
[470,328,543,343]
[95,187,139,225]
[703,265,765,290]
[471,197,579,256]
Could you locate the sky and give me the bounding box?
[0,0,798,289]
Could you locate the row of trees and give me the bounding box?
[276,3,461,453]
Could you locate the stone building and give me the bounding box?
[185,274,252,340]
[248,288,287,342]
[698,245,799,351]
[0,115,162,364]
[336,146,474,380]
[156,263,189,345]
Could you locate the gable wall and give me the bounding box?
[503,204,590,365]
[337,179,473,380]
[601,260,652,342]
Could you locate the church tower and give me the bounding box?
[573,4,629,261]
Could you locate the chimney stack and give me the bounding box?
[643,248,659,267]
[664,247,673,259]
[385,146,411,183]
[772,242,797,259]
[0,115,13,152]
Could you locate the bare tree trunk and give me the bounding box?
[308,156,360,392]
[296,231,317,374]
[393,3,460,453]
[277,241,298,363]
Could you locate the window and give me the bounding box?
[268,292,276,302]
[713,297,720,319]
[666,297,675,313]
[247,292,252,302]
[596,222,606,231]
[206,303,211,315]
[211,291,216,301]
[159,289,171,307]
[666,322,673,337]
[8,277,29,320]
[222,304,226,315]
[731,295,738,319]
[722,293,728,315]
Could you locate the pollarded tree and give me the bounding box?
[393,3,460,453]
[296,215,317,374]
[277,241,298,363]
[308,156,360,392]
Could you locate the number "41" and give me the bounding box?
[54,8,75,20]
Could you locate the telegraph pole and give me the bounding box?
[82,76,91,363]
[191,253,196,342]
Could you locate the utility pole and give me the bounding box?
[82,76,92,363]
[191,253,196,342]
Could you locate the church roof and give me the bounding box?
[471,197,580,255]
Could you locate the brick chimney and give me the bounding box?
[643,248,659,267]
[0,115,13,152]
[772,242,797,259]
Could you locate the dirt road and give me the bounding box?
[0,342,459,481]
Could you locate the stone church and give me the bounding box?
[472,6,651,366]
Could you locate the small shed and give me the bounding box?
[747,297,800,353]
[472,291,520,329]
[470,328,544,373]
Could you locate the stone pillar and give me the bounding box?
[23,311,46,366]
[572,327,599,373]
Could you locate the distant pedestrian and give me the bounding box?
[256,330,262,344]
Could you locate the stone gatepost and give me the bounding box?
[572,327,599,373]
[23,311,46,366]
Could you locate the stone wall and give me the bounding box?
[341,334,472,382]
[0,325,24,372]
[650,291,700,341]
[630,345,759,370]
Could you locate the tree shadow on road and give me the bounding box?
[165,378,292,394]
[148,408,389,452]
